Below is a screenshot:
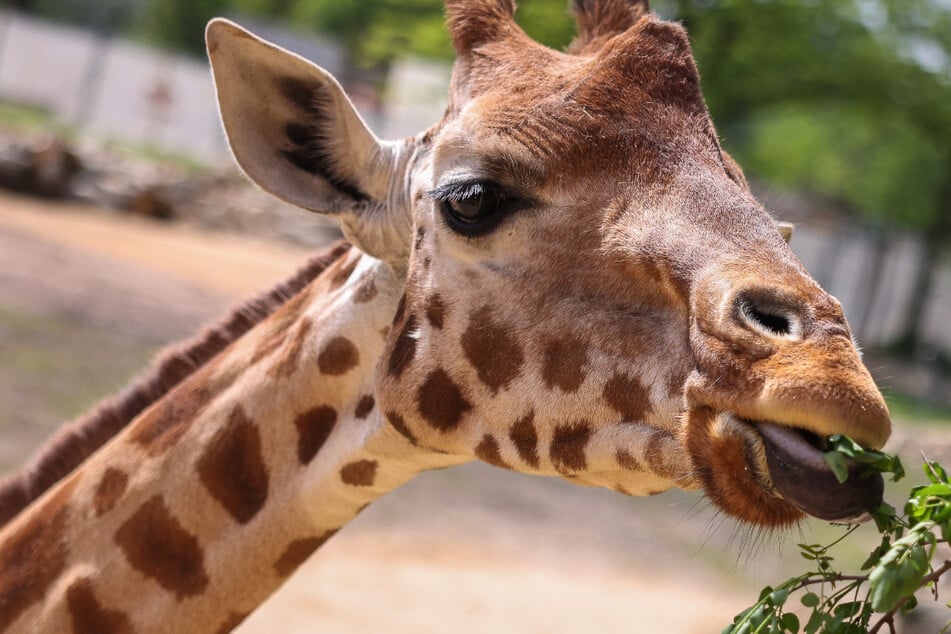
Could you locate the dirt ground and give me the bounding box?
[1,192,947,633]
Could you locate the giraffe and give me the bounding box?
[0,0,893,631]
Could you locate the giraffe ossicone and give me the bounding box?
[0,1,891,631]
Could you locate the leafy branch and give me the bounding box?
[724,441,951,634]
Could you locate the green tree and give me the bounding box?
[135,0,230,55]
[273,0,573,66]
[9,0,139,33]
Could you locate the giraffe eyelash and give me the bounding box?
[428,180,503,203]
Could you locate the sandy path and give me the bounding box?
[0,193,316,299]
[241,534,740,634]
[0,192,755,633]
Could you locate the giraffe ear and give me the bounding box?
[569,0,651,55]
[206,19,412,262]
[777,222,794,244]
[445,0,520,55]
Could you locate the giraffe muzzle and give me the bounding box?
[756,422,883,523]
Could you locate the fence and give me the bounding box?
[0,11,449,162]
[0,10,948,359]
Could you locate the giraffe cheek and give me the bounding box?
[685,407,802,529]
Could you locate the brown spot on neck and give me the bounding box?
[461,307,524,392]
[340,460,378,487]
[391,294,407,325]
[93,468,128,517]
[114,495,209,599]
[273,530,338,577]
[270,317,315,378]
[665,367,689,400]
[417,369,472,432]
[616,448,643,472]
[66,579,133,634]
[317,336,360,376]
[602,372,652,422]
[644,429,681,481]
[475,435,510,469]
[354,395,375,419]
[197,406,270,524]
[509,412,540,469]
[128,360,232,456]
[550,422,593,473]
[250,330,287,366]
[387,313,419,377]
[387,411,417,444]
[425,294,446,329]
[542,338,588,393]
[0,475,79,631]
[329,253,359,290]
[294,406,337,465]
[215,611,250,634]
[353,272,378,304]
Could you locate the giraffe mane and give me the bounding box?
[0,240,352,530]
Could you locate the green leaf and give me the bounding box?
[780,612,800,633]
[769,588,790,606]
[870,502,900,533]
[833,601,861,618]
[901,595,919,615]
[804,611,825,634]
[826,434,863,457]
[801,592,820,608]
[861,535,893,570]
[926,461,949,484]
[824,450,850,484]
[889,455,906,482]
[912,483,951,500]
[823,435,904,482]
[869,543,930,611]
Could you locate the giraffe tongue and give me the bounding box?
[757,422,884,523]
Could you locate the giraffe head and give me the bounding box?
[207,0,890,529]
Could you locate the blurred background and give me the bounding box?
[0,0,949,632]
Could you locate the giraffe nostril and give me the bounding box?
[741,302,791,336]
[733,289,803,339]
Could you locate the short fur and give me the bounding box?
[445,0,519,54]
[569,0,650,54]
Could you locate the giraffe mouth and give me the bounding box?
[752,421,884,523]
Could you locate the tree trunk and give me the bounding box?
[855,225,890,344]
[893,178,951,356]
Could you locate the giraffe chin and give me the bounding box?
[685,409,803,528]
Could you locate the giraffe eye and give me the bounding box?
[430,181,512,236]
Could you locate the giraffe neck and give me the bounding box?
[0,247,461,633]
